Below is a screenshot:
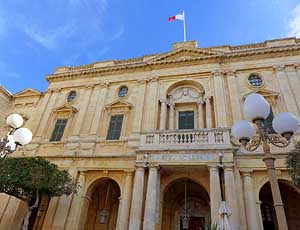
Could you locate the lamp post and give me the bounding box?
[0,113,32,158]
[231,93,299,230]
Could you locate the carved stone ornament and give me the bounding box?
[168,86,203,104]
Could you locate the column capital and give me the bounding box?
[240,170,253,177]
[168,102,175,108]
[225,70,236,77]
[135,162,146,170]
[100,81,111,88]
[293,63,300,69]
[223,165,235,171]
[197,99,204,105]
[204,96,211,103]
[124,170,135,175]
[79,170,87,176]
[273,65,285,71]
[137,78,148,84]
[211,70,224,76]
[159,98,167,104]
[148,164,160,171]
[208,164,220,171]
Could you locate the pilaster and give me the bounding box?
[274,65,299,116]
[212,70,227,127]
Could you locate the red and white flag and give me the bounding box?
[168,11,187,42]
[168,12,185,22]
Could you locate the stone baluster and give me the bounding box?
[128,165,145,230]
[169,102,175,130]
[143,165,159,230]
[241,171,261,230]
[205,97,213,128]
[159,99,167,130]
[197,100,204,129]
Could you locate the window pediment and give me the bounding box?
[13,88,43,98]
[242,89,279,100]
[105,100,133,112]
[53,104,78,117]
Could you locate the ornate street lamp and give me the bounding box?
[100,183,110,224]
[182,181,189,229]
[0,113,32,158]
[231,93,299,230]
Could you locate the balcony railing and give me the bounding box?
[139,128,232,150]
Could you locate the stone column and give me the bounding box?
[159,99,167,130]
[241,171,260,230]
[224,166,240,230]
[205,97,213,128]
[128,165,145,230]
[169,103,175,130]
[143,165,159,230]
[117,171,134,230]
[197,100,204,129]
[256,201,264,230]
[209,165,222,225]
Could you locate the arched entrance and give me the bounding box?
[84,178,121,230]
[162,179,210,230]
[259,180,300,230]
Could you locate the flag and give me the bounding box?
[168,12,184,22]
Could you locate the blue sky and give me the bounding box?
[0,0,300,94]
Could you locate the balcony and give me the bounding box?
[139,128,232,151]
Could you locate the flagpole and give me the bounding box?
[183,11,186,42]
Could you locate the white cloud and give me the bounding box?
[22,23,76,49]
[0,0,120,50]
[288,3,300,37]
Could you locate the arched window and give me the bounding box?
[67,91,77,103]
[248,74,263,87]
[118,86,128,97]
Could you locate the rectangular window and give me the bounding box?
[50,119,68,142]
[106,115,124,140]
[178,111,194,129]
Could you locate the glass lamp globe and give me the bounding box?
[231,120,255,144]
[6,114,23,129]
[272,112,299,140]
[99,209,108,224]
[13,128,32,146]
[243,93,270,122]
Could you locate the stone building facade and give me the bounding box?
[1,38,300,230]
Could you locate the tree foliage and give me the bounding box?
[0,157,77,202]
[286,142,300,188]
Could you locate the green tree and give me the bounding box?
[0,157,77,230]
[286,142,300,188]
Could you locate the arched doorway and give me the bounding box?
[162,179,210,230]
[259,180,300,230]
[84,178,121,230]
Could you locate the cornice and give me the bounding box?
[46,44,300,83]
